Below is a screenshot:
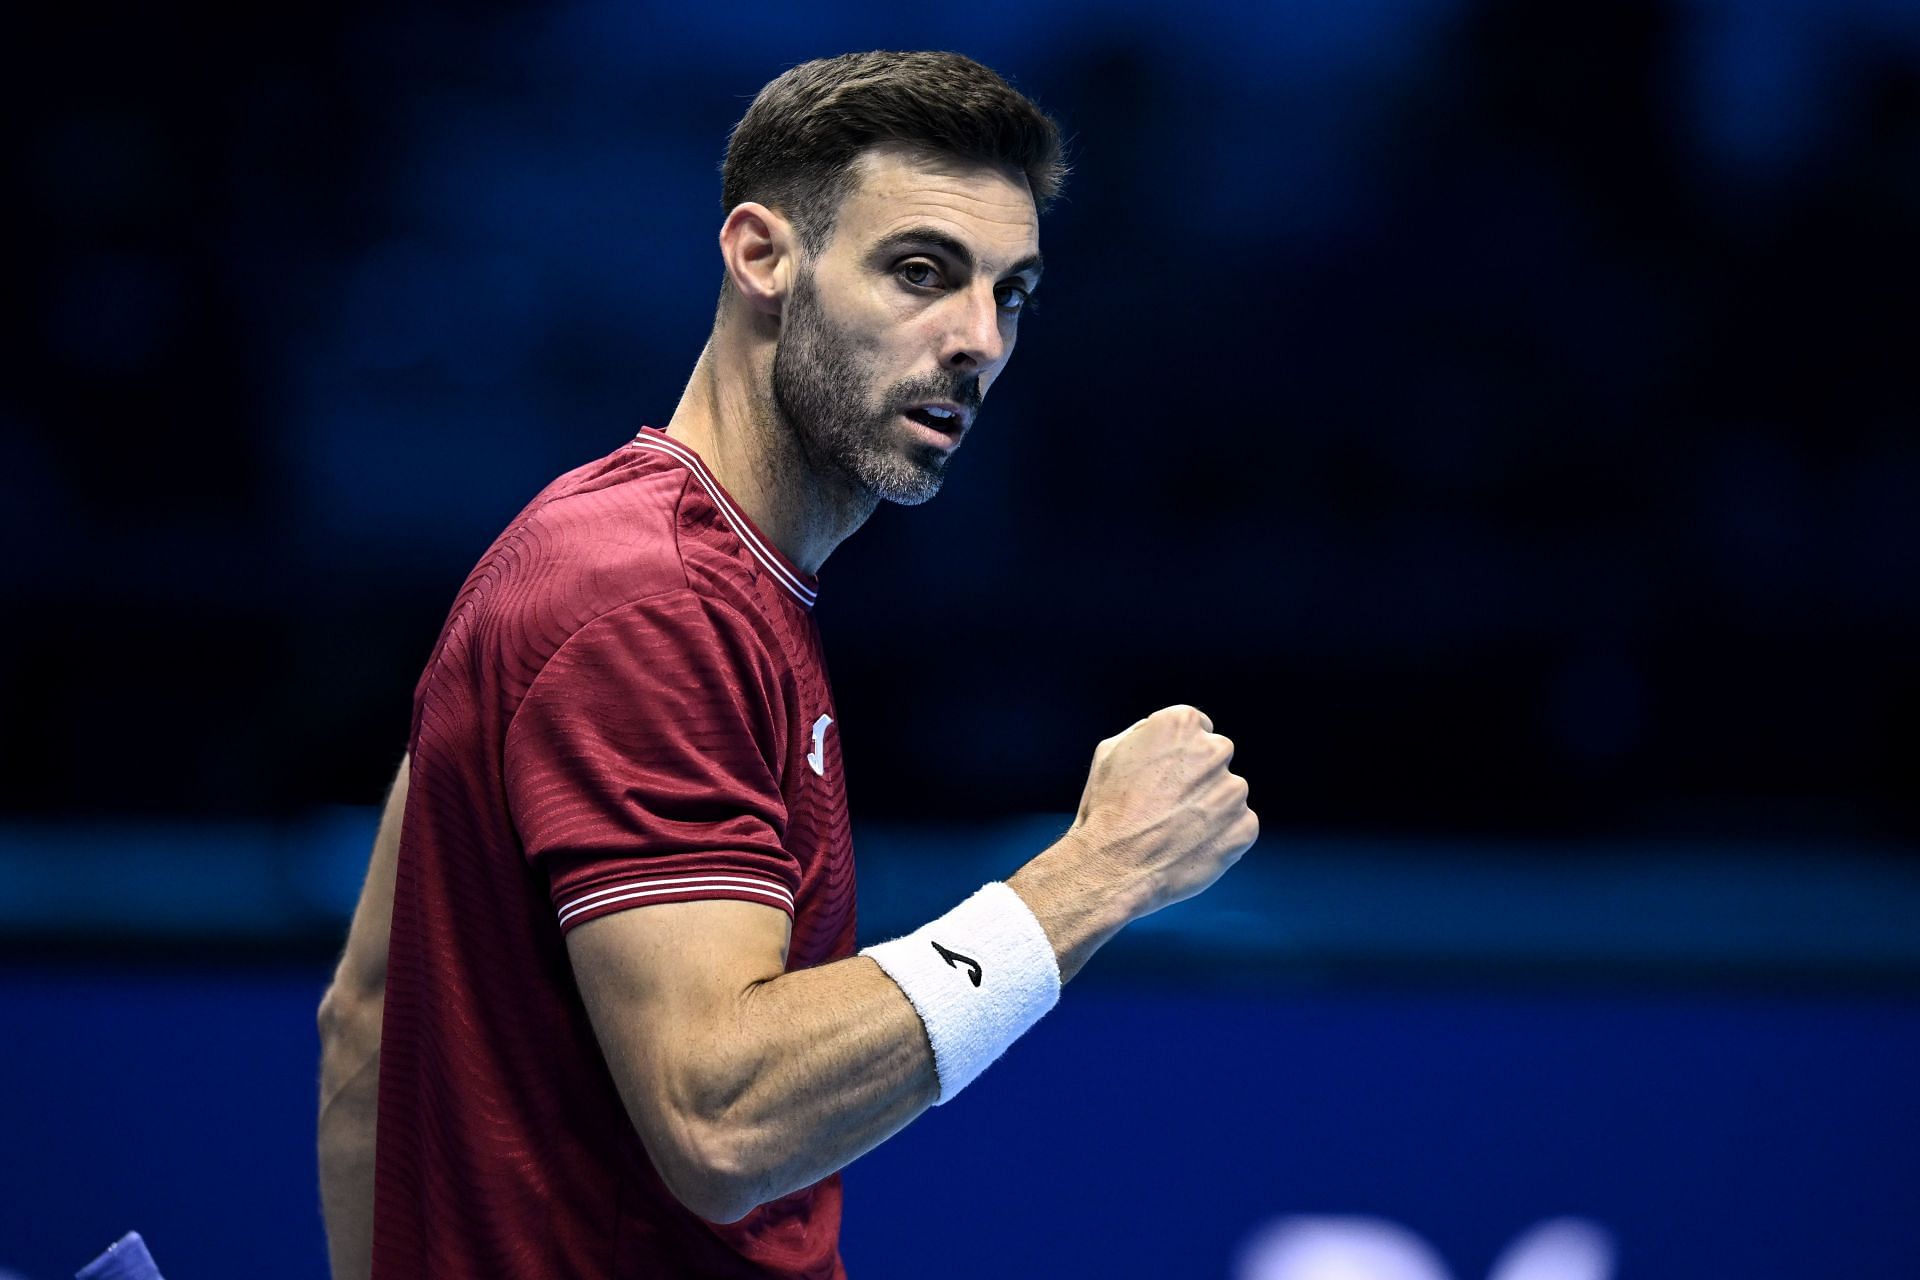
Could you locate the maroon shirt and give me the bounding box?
[373,428,856,1278]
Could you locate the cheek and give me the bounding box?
[981,332,1017,392]
[866,325,930,386]
[838,305,897,362]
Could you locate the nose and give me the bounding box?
[941,282,1009,373]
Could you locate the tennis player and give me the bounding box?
[317,50,1256,1280]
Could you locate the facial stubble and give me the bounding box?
[771,269,967,508]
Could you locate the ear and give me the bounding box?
[719,202,798,317]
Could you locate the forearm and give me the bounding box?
[703,955,940,1216]
[1005,827,1137,984]
[318,992,383,1280]
[317,754,408,1280]
[699,831,1134,1214]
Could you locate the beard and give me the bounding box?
[771,268,976,507]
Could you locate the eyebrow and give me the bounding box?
[872,226,1044,286]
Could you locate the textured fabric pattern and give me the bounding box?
[373,428,856,1279]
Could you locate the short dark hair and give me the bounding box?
[721,51,1067,254]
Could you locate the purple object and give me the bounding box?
[75,1232,165,1280]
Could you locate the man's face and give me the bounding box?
[772,143,1043,505]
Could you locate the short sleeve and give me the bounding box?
[504,590,799,936]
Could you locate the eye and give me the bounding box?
[896,260,942,290]
[995,284,1034,315]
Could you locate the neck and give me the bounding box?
[663,316,877,577]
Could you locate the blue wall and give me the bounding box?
[4,968,1916,1278]
[5,818,1918,1276]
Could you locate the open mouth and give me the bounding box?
[902,406,962,433]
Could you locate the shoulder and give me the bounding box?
[482,441,801,632]
[504,587,796,785]
[438,442,737,661]
[416,444,704,706]
[415,439,815,720]
[498,445,698,608]
[533,588,784,690]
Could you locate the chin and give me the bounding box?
[820,422,953,507]
[864,449,947,507]
[883,482,943,508]
[875,472,945,507]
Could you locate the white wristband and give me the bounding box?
[860,881,1062,1104]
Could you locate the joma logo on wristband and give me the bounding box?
[930,940,983,987]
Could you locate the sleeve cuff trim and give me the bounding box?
[557,873,796,929]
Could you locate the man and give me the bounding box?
[317,50,1256,1279]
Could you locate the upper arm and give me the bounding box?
[566,898,792,1219]
[506,594,806,1217]
[504,593,802,937]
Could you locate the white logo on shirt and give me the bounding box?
[807,714,834,777]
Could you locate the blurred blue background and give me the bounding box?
[4,0,1918,1275]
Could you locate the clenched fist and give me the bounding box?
[1070,705,1259,916]
[1007,706,1258,982]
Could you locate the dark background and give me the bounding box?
[4,1,1918,1276]
[7,0,1916,841]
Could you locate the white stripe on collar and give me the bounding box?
[627,433,819,609]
